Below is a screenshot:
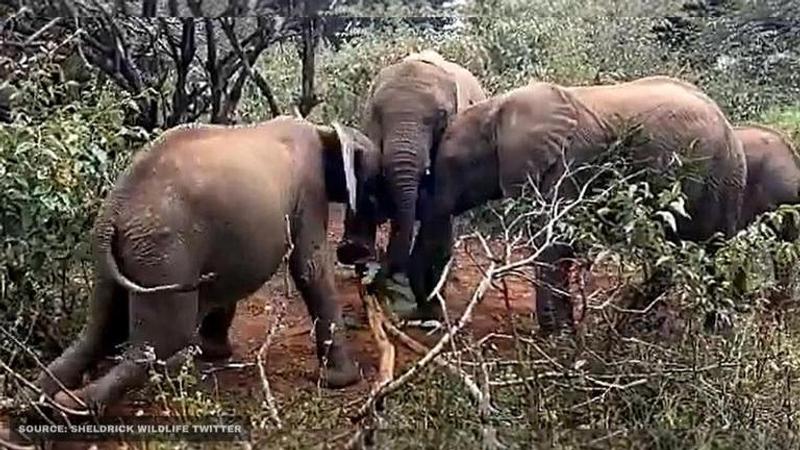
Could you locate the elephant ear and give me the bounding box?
[495,83,580,197]
[331,122,358,213]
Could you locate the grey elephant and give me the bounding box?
[735,125,800,228]
[404,76,745,331]
[335,49,486,316]
[34,116,381,412]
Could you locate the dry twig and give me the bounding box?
[256,301,285,429]
[362,292,396,391]
[382,319,484,403]
[0,328,88,413]
[353,261,497,419]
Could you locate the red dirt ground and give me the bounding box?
[2,205,538,449]
[203,205,535,397]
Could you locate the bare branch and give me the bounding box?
[353,261,497,419]
[187,0,204,16]
[166,18,196,126]
[297,16,320,117]
[203,18,222,123]
[219,17,281,117]
[382,316,484,404]
[257,299,285,429]
[23,17,60,45]
[168,0,179,16]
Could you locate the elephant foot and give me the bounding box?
[34,363,84,399]
[320,346,361,389]
[336,240,373,267]
[382,273,417,312]
[398,301,444,322]
[198,337,234,361]
[380,274,444,322]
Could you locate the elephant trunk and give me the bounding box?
[383,118,432,278]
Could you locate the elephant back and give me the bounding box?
[736,124,800,226]
[735,124,799,171]
[493,82,582,198]
[569,77,746,239]
[567,78,738,172]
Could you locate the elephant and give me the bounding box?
[735,124,800,228]
[335,49,486,316]
[406,76,746,331]
[34,116,381,412]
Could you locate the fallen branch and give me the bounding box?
[382,319,483,404]
[353,261,497,420]
[0,328,88,413]
[363,292,395,392]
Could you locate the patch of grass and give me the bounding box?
[760,104,800,145]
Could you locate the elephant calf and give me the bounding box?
[35,116,381,411]
[405,76,746,331]
[336,49,486,315]
[736,125,800,228]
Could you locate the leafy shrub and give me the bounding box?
[759,104,800,145]
[0,61,145,372]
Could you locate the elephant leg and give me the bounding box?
[535,243,575,333]
[54,288,199,411]
[289,213,360,389]
[35,276,128,398]
[198,303,236,361]
[406,213,453,321]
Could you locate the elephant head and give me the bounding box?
[338,49,486,283]
[317,122,385,265]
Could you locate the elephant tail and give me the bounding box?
[95,206,216,295]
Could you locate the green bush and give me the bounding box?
[760,104,800,145]
[0,62,145,369]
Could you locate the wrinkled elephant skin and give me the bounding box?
[337,49,486,316]
[410,76,746,331]
[34,116,381,413]
[735,125,800,229]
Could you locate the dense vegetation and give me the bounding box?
[2,0,800,448]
